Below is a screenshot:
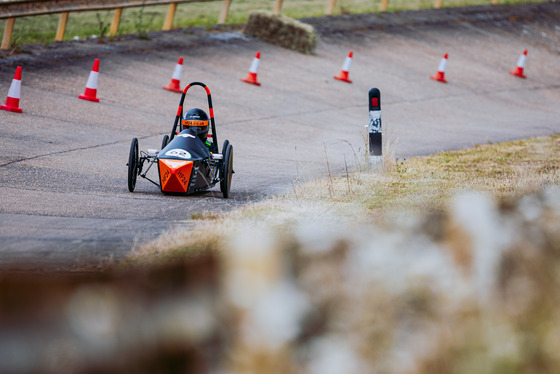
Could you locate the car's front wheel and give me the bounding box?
[220,143,233,198]
[127,138,139,192]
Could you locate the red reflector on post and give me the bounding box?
[372,97,379,107]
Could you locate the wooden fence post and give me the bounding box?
[1,18,15,50]
[326,0,337,15]
[109,8,123,38]
[55,12,69,42]
[274,0,283,15]
[380,0,389,12]
[434,0,443,8]
[0,18,16,49]
[162,2,177,31]
[218,0,231,24]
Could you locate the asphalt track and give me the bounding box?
[0,3,559,269]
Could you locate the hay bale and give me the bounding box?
[243,11,318,54]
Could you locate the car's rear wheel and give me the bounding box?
[161,134,169,150]
[220,143,233,198]
[128,138,139,192]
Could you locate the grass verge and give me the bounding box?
[0,0,550,47]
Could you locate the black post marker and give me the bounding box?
[368,88,382,156]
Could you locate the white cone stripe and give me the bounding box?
[7,79,21,98]
[85,71,99,89]
[341,56,352,71]
[172,64,182,80]
[438,58,447,72]
[249,58,260,74]
[516,54,526,68]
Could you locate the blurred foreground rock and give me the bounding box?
[1,187,560,373]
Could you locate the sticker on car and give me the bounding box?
[165,148,192,159]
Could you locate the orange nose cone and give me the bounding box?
[159,159,193,193]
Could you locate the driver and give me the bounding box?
[182,108,215,151]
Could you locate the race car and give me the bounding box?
[127,82,234,198]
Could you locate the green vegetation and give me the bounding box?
[132,5,158,40]
[95,12,110,41]
[0,0,550,46]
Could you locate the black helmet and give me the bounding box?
[182,108,209,142]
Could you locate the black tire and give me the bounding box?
[161,134,169,150]
[221,139,229,155]
[220,143,233,198]
[127,138,139,192]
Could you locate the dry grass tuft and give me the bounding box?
[128,219,230,265]
[290,135,560,222]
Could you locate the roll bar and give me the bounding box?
[170,81,219,153]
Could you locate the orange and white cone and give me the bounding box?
[430,53,448,83]
[510,49,527,79]
[163,57,184,92]
[0,66,23,113]
[242,51,261,86]
[334,51,353,83]
[79,59,100,102]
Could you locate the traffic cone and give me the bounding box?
[334,51,353,83]
[242,51,261,86]
[430,53,448,83]
[0,66,23,113]
[79,59,100,102]
[510,49,527,79]
[163,57,184,92]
